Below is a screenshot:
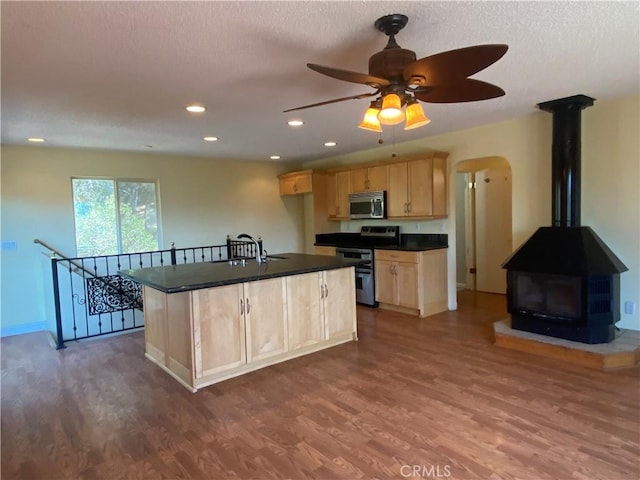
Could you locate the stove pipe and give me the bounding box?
[537,94,594,227]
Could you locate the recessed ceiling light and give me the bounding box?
[27,137,45,142]
[324,141,337,147]
[270,155,281,160]
[287,120,304,127]
[186,105,206,113]
[203,136,218,142]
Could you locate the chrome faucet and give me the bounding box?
[237,234,265,263]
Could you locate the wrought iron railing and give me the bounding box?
[39,237,261,349]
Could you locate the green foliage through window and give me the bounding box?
[72,178,159,257]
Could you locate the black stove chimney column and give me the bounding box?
[537,95,595,227]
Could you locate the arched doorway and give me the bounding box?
[455,156,512,294]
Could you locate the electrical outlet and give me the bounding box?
[624,301,636,315]
[415,223,421,231]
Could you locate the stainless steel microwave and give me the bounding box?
[348,191,386,219]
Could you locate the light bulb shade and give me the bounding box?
[378,93,405,125]
[358,107,382,132]
[404,101,431,130]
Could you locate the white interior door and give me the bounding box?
[475,168,512,294]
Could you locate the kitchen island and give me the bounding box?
[120,253,359,392]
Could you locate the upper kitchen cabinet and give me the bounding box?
[387,153,448,218]
[278,170,313,196]
[350,164,388,193]
[327,170,350,220]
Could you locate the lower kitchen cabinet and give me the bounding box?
[286,272,324,350]
[314,245,337,256]
[140,265,357,392]
[374,249,448,317]
[323,267,357,339]
[192,284,247,378]
[287,268,357,351]
[244,277,288,363]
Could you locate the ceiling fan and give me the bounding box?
[284,14,508,132]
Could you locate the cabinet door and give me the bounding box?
[245,278,288,363]
[279,176,297,196]
[387,162,409,217]
[314,246,337,256]
[294,172,313,194]
[287,272,324,350]
[323,268,356,339]
[396,262,419,309]
[350,167,368,193]
[336,171,350,219]
[374,260,397,304]
[432,156,447,216]
[407,158,433,216]
[327,172,338,217]
[191,284,246,378]
[367,165,388,192]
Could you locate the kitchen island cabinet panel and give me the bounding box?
[192,284,246,378]
[323,268,357,340]
[142,286,167,365]
[121,254,359,392]
[286,273,324,351]
[245,277,288,363]
[166,291,193,384]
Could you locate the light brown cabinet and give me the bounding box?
[350,165,388,193]
[322,267,357,339]
[192,284,246,378]
[314,245,337,256]
[387,154,448,218]
[141,265,357,392]
[375,249,448,317]
[327,170,350,220]
[278,170,313,196]
[244,278,288,363]
[286,268,357,351]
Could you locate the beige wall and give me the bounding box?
[1,146,305,334]
[303,95,639,331]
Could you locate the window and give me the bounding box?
[72,178,160,257]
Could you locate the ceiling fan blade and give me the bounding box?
[414,79,505,103]
[283,91,379,113]
[307,64,390,88]
[403,44,508,86]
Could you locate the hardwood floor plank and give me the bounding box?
[1,291,638,480]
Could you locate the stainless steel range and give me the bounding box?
[334,226,400,306]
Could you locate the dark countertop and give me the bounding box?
[119,253,362,294]
[315,233,448,251]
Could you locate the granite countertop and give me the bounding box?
[119,253,361,294]
[314,233,448,252]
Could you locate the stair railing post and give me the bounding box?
[170,242,176,266]
[50,255,66,349]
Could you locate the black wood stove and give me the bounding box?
[502,95,627,344]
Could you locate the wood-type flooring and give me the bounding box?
[2,291,638,480]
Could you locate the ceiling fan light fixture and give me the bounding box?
[378,93,404,125]
[358,104,383,132]
[404,101,431,130]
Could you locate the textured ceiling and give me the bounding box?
[1,1,639,163]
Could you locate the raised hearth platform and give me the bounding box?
[493,319,640,370]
